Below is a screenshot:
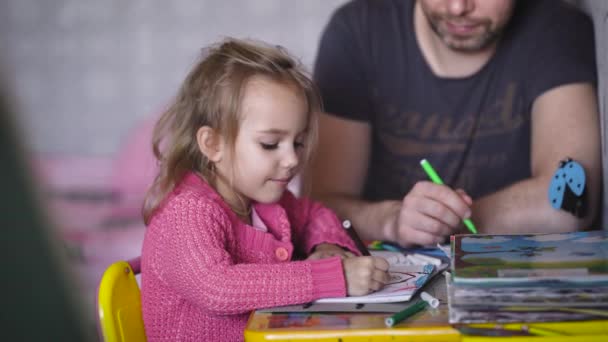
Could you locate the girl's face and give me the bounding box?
[215,76,309,209]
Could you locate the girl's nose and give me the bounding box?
[281,147,299,169]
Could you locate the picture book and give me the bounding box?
[450,285,608,307]
[315,251,439,304]
[451,230,608,286]
[449,304,608,324]
[446,272,608,324]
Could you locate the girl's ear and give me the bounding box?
[196,126,224,162]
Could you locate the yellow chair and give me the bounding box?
[98,257,147,342]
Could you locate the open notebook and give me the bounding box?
[315,251,440,304]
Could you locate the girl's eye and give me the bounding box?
[294,141,305,149]
[260,142,278,150]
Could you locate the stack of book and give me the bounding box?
[447,230,608,324]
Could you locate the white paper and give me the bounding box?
[316,251,436,304]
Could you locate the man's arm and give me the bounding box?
[473,83,601,233]
[310,113,472,246]
[309,113,397,241]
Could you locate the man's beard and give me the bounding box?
[426,15,505,52]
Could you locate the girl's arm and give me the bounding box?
[280,191,360,255]
[144,195,347,315]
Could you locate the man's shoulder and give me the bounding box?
[326,0,413,44]
[512,0,592,36]
[332,0,411,23]
[500,0,593,61]
[498,1,596,106]
[531,0,591,20]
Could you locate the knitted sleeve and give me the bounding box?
[280,191,361,255]
[147,194,347,315]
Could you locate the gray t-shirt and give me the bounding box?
[314,0,596,201]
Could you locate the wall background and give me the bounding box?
[0,0,348,156]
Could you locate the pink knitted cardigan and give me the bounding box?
[141,172,359,341]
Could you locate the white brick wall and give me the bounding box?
[0,0,348,155]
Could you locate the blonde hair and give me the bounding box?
[142,38,321,224]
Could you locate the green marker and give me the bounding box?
[385,300,428,327]
[419,159,478,234]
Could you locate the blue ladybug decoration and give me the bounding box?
[548,158,587,218]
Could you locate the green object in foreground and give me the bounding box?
[462,218,478,234]
[419,159,478,234]
[385,300,428,327]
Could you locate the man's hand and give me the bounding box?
[383,181,473,247]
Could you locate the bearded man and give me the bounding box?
[311,0,600,246]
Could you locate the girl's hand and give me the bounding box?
[307,243,355,260]
[342,256,390,296]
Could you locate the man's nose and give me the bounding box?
[447,0,474,17]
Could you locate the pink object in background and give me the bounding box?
[32,114,162,315]
[33,156,116,231]
[110,114,159,217]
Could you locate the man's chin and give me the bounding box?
[441,29,502,53]
[443,36,494,53]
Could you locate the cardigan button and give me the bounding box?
[275,247,289,261]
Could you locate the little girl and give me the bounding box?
[140,38,390,341]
